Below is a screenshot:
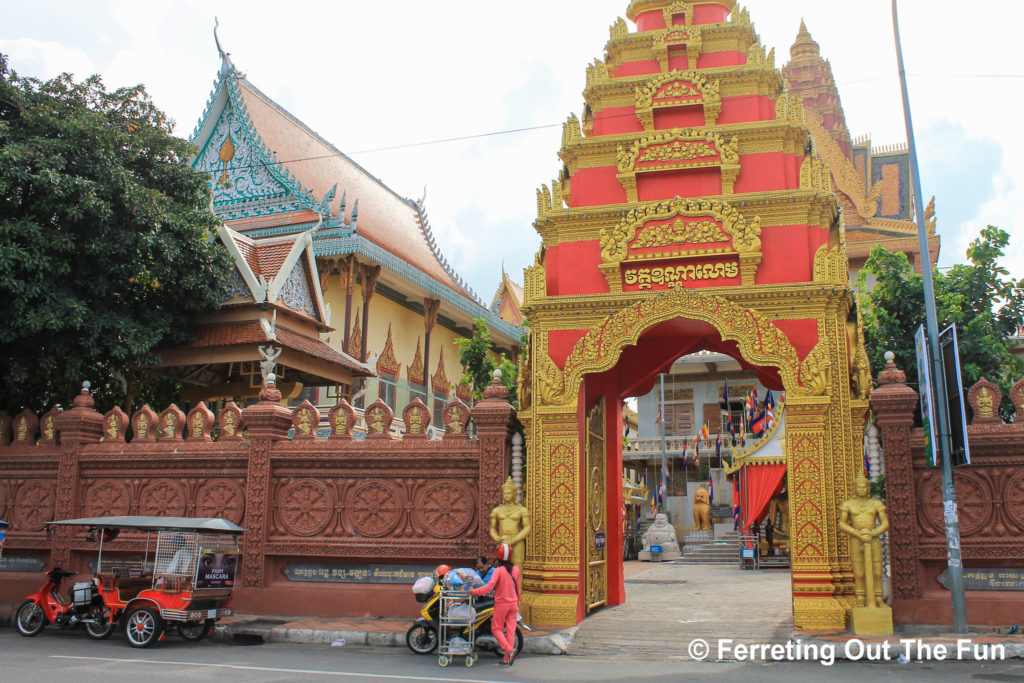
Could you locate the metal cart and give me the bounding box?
[437,587,477,667]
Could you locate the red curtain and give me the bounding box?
[741,463,786,529]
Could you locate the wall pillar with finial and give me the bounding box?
[869,351,921,604]
[51,381,104,568]
[239,373,293,589]
[471,369,517,551]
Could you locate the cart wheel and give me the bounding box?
[438,655,450,667]
[465,654,476,667]
[85,605,116,640]
[125,606,164,648]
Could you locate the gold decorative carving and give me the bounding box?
[651,23,702,72]
[430,348,452,394]
[536,333,571,407]
[376,323,401,375]
[553,287,801,401]
[562,113,582,148]
[523,251,547,306]
[609,17,628,41]
[407,337,424,384]
[598,198,761,289]
[799,155,832,193]
[805,109,885,223]
[617,129,740,201]
[585,59,610,88]
[812,243,847,286]
[347,310,362,359]
[924,196,937,235]
[800,340,831,396]
[635,70,721,129]
[746,42,775,69]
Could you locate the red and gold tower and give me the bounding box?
[518,1,869,630]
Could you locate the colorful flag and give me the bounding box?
[715,432,722,457]
[751,412,765,437]
[733,503,740,530]
[721,378,729,408]
[863,433,871,477]
[763,390,775,429]
[681,440,688,466]
[655,405,662,424]
[707,475,714,505]
[745,392,756,423]
[694,441,701,468]
[698,421,709,441]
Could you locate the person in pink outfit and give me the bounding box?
[471,542,521,666]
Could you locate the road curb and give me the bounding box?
[216,617,577,654]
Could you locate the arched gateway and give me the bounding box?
[516,0,872,630]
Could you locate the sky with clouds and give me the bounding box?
[2,0,1021,303]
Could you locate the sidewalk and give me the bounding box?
[214,562,1024,661]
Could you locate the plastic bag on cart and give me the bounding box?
[447,636,472,655]
[442,567,483,589]
[412,576,435,595]
[447,603,476,622]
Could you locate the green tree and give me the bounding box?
[454,317,519,408]
[0,55,234,413]
[856,226,1024,418]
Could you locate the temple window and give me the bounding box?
[378,371,398,411]
[431,389,448,429]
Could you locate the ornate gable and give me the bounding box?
[190,67,329,223]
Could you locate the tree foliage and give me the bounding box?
[856,226,1024,417]
[0,55,234,413]
[454,318,518,408]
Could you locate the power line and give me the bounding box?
[212,71,1022,171]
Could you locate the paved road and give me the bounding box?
[1,629,1021,682]
[570,561,792,658]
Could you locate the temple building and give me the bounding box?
[180,42,522,427]
[782,20,940,277]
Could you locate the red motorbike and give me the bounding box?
[15,567,116,639]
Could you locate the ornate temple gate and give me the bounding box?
[585,398,608,613]
[515,0,873,630]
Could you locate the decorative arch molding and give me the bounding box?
[616,128,740,201]
[545,287,802,405]
[635,69,721,130]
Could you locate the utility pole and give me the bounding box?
[891,0,968,633]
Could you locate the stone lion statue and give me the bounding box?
[692,487,712,531]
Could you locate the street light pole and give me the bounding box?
[891,0,968,633]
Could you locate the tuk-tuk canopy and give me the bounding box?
[47,516,244,534]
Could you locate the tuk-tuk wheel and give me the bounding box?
[438,655,450,666]
[465,654,476,667]
[125,606,164,648]
[178,619,213,641]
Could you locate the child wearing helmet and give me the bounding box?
[471,543,521,666]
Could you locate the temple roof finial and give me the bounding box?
[791,18,820,61]
[214,17,233,75]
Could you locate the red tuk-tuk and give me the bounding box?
[16,516,243,647]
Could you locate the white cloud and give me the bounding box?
[0,38,95,80]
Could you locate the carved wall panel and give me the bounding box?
[14,480,56,531]
[278,478,333,536]
[82,479,132,517]
[138,478,187,517]
[195,479,246,524]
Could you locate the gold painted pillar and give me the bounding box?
[786,393,848,630]
[519,406,583,627]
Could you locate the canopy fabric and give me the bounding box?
[47,516,244,534]
[735,463,786,531]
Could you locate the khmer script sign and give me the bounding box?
[284,563,436,583]
[938,568,1024,591]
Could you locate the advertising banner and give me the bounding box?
[195,548,239,589]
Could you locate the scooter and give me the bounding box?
[405,575,531,656]
[15,567,116,639]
